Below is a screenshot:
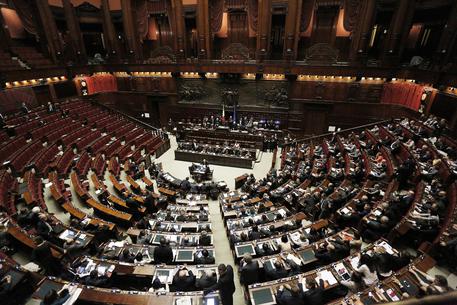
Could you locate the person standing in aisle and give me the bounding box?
[204,263,236,305]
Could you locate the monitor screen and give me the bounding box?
[153,234,165,244]
[236,244,255,257]
[251,288,274,305]
[299,249,315,263]
[176,250,194,261]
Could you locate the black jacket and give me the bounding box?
[303,279,324,305]
[153,244,173,264]
[199,235,212,246]
[275,289,305,305]
[205,265,236,300]
[240,261,259,285]
[172,270,195,291]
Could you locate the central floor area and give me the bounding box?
[153,135,281,305]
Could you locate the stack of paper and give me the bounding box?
[286,253,302,266]
[317,270,337,285]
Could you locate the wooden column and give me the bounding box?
[171,0,186,60]
[256,0,272,61]
[383,0,415,63]
[36,0,63,62]
[121,0,142,61]
[101,0,121,61]
[283,0,302,60]
[196,0,211,59]
[348,0,376,61]
[435,2,457,65]
[62,0,86,63]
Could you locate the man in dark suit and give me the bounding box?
[194,249,215,264]
[153,237,173,264]
[239,254,259,287]
[180,177,191,193]
[199,231,211,246]
[248,226,262,240]
[205,264,236,305]
[196,270,217,289]
[265,260,289,280]
[303,277,324,304]
[172,268,195,292]
[275,284,304,305]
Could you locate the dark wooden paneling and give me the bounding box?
[430,92,457,134]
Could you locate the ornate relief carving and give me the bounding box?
[221,43,251,60]
[305,43,339,64]
[145,46,177,63]
[178,84,207,102]
[261,84,289,108]
[343,0,362,33]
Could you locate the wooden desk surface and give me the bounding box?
[86,198,132,222]
[71,172,88,198]
[61,201,116,230]
[108,195,146,214]
[158,187,176,196]
[50,184,63,202]
[91,173,106,190]
[110,174,127,192]
[8,225,62,258]
[127,175,140,189]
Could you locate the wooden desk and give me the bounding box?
[50,184,64,203]
[142,176,154,191]
[61,201,115,230]
[8,225,62,258]
[86,198,132,224]
[127,175,141,192]
[91,173,106,190]
[175,150,254,169]
[158,187,176,197]
[110,175,127,193]
[23,190,35,205]
[235,174,248,189]
[71,172,88,199]
[108,195,146,214]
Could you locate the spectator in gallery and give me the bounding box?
[21,102,30,114]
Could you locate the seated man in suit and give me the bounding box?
[194,249,215,264]
[239,254,259,287]
[265,260,289,281]
[172,268,196,292]
[199,231,211,246]
[82,270,109,287]
[275,284,304,305]
[119,248,135,263]
[248,226,262,240]
[196,270,217,289]
[362,215,394,242]
[303,277,325,304]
